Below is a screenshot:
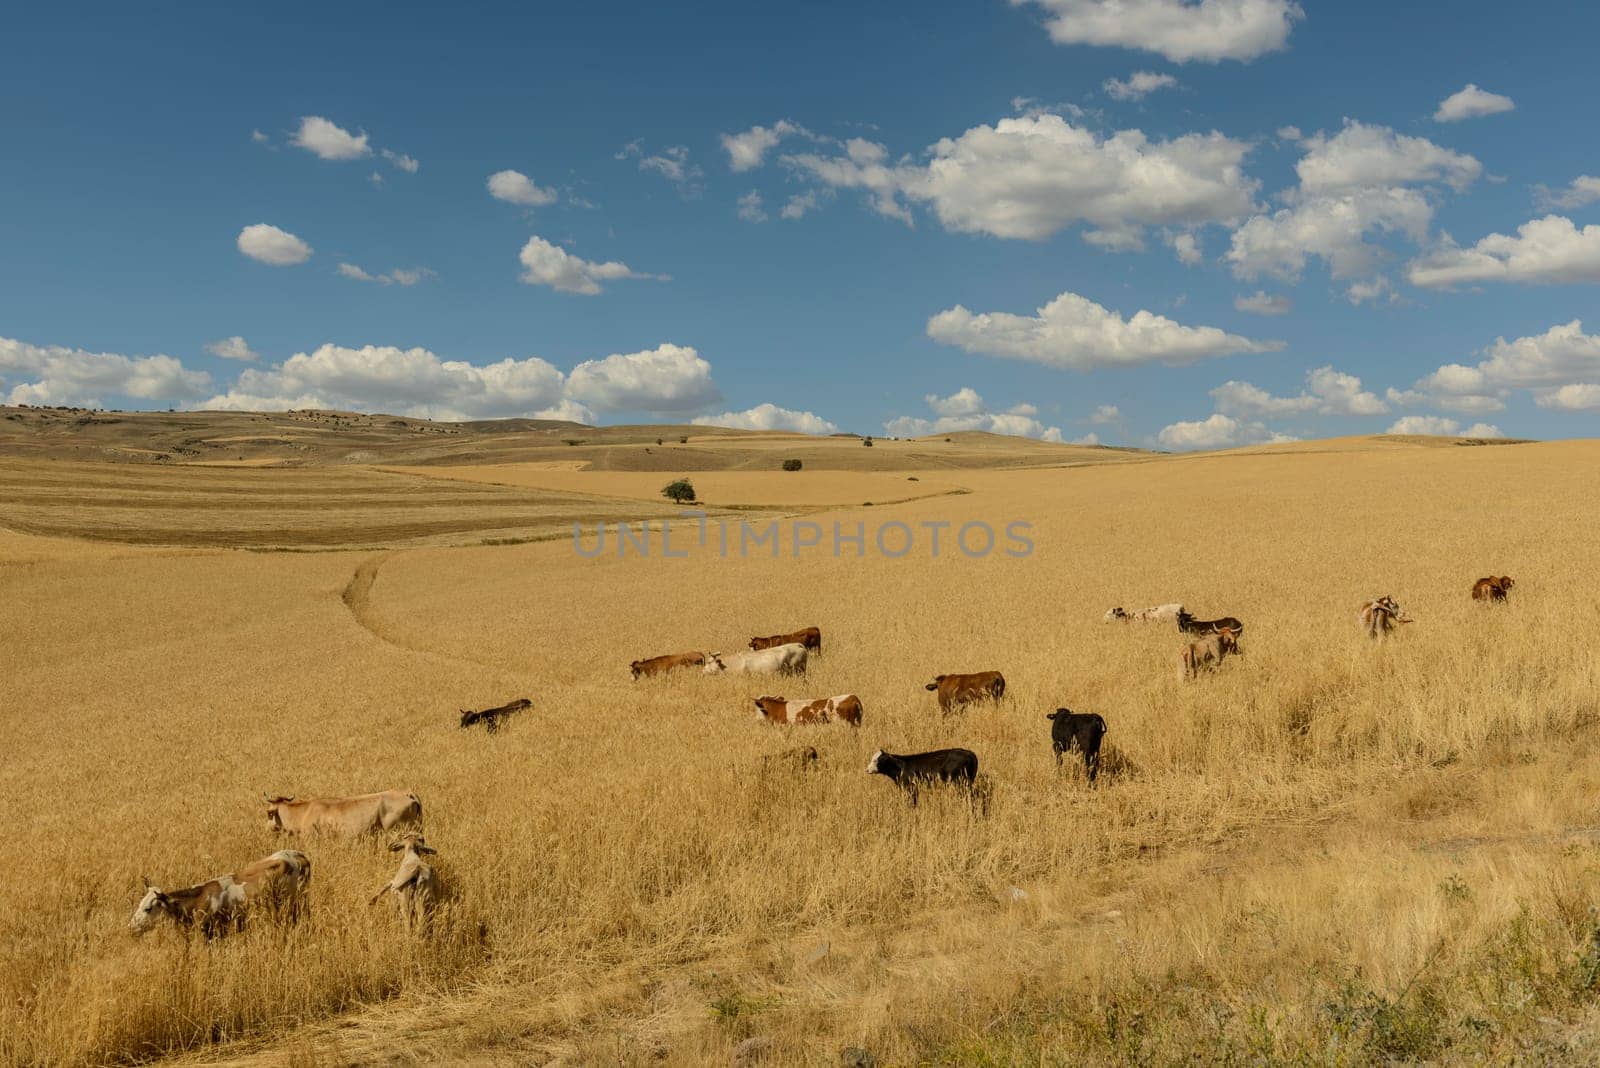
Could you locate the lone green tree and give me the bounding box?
[662,478,697,504]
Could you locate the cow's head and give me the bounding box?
[1046,707,1071,721]
[753,696,783,719]
[1217,629,1241,654]
[629,661,643,679]
[130,879,169,934]
[924,675,945,691]
[703,653,726,674]
[458,709,476,728]
[1499,576,1515,590]
[1103,607,1126,622]
[262,793,295,831]
[866,750,886,775]
[389,832,436,855]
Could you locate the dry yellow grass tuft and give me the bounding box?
[4,437,1600,1064]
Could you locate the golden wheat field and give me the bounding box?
[6,434,1600,1066]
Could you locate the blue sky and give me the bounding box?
[2,0,1598,448]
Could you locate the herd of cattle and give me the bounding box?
[130,577,1514,939]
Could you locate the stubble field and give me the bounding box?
[4,435,1600,1065]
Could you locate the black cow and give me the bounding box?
[459,697,532,733]
[866,747,978,806]
[1047,709,1107,784]
[1176,610,1245,636]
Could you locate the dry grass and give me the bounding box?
[4,438,1600,1065]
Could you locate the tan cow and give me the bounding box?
[749,626,822,653]
[370,831,440,932]
[704,643,808,675]
[263,789,421,837]
[925,671,1005,712]
[1179,628,1242,679]
[752,694,863,726]
[130,874,246,937]
[1360,595,1411,638]
[234,849,312,922]
[630,651,708,679]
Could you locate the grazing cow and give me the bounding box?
[1047,709,1108,784]
[263,789,422,837]
[866,748,979,806]
[1360,595,1410,639]
[1104,603,1185,623]
[459,697,532,732]
[1176,610,1245,636]
[749,626,822,654]
[1471,576,1515,603]
[130,874,246,938]
[925,671,1006,712]
[233,849,312,923]
[1179,628,1242,679]
[704,643,808,675]
[753,694,862,726]
[630,651,707,679]
[370,832,439,932]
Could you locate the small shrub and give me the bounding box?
[679,436,688,444]
[782,459,802,472]
[662,478,696,504]
[563,439,582,446]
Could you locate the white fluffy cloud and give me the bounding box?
[927,290,1282,371]
[1536,383,1600,411]
[1407,215,1600,288]
[290,116,370,161]
[691,403,839,434]
[381,148,419,173]
[1228,122,1478,283]
[1535,176,1600,211]
[1157,413,1296,450]
[202,344,566,421]
[517,236,663,295]
[337,263,436,286]
[1,336,211,406]
[618,141,702,187]
[1389,319,1600,414]
[1014,0,1303,63]
[205,336,258,361]
[487,169,558,207]
[1103,71,1178,100]
[783,112,1257,243]
[884,388,1064,441]
[737,190,767,222]
[1212,365,1386,417]
[1295,121,1480,196]
[236,224,313,266]
[1235,291,1291,315]
[1344,275,1395,305]
[1386,415,1502,437]
[1433,84,1515,123]
[721,120,816,171]
[1089,403,1122,424]
[564,344,720,413]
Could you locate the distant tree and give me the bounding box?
[662,478,697,504]
[782,458,802,471]
[656,438,664,445]
[863,436,874,447]
[679,436,688,444]
[563,439,583,446]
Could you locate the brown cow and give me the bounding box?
[1179,628,1242,679]
[263,789,422,837]
[753,694,862,726]
[1360,595,1411,639]
[459,697,531,732]
[1471,576,1515,602]
[749,626,822,654]
[630,651,707,679]
[370,832,440,932]
[925,671,1006,712]
[130,874,246,937]
[234,849,312,923]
